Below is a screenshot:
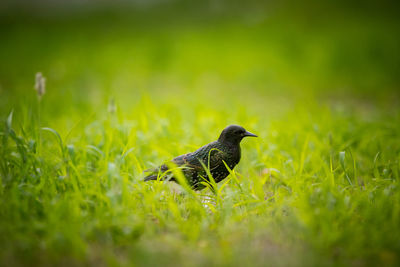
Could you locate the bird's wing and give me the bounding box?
[172,153,202,170]
[144,153,198,175]
[191,143,227,171]
[203,148,227,171]
[144,140,228,178]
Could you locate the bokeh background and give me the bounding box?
[1,0,400,266]
[1,0,399,118]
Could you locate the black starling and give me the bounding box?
[143,125,257,190]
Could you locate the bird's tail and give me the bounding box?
[143,165,167,182]
[143,174,158,181]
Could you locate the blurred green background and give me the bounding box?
[1,0,399,118]
[1,0,400,266]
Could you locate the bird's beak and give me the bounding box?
[243,131,258,137]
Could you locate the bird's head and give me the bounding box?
[218,125,258,145]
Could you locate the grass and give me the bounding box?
[1,2,400,266]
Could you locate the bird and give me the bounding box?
[143,125,257,190]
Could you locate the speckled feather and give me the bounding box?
[143,125,257,190]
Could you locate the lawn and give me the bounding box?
[0,1,399,266]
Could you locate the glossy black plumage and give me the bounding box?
[143,125,257,190]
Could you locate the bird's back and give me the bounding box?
[177,141,239,188]
[144,140,241,189]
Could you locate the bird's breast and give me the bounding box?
[230,145,241,164]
